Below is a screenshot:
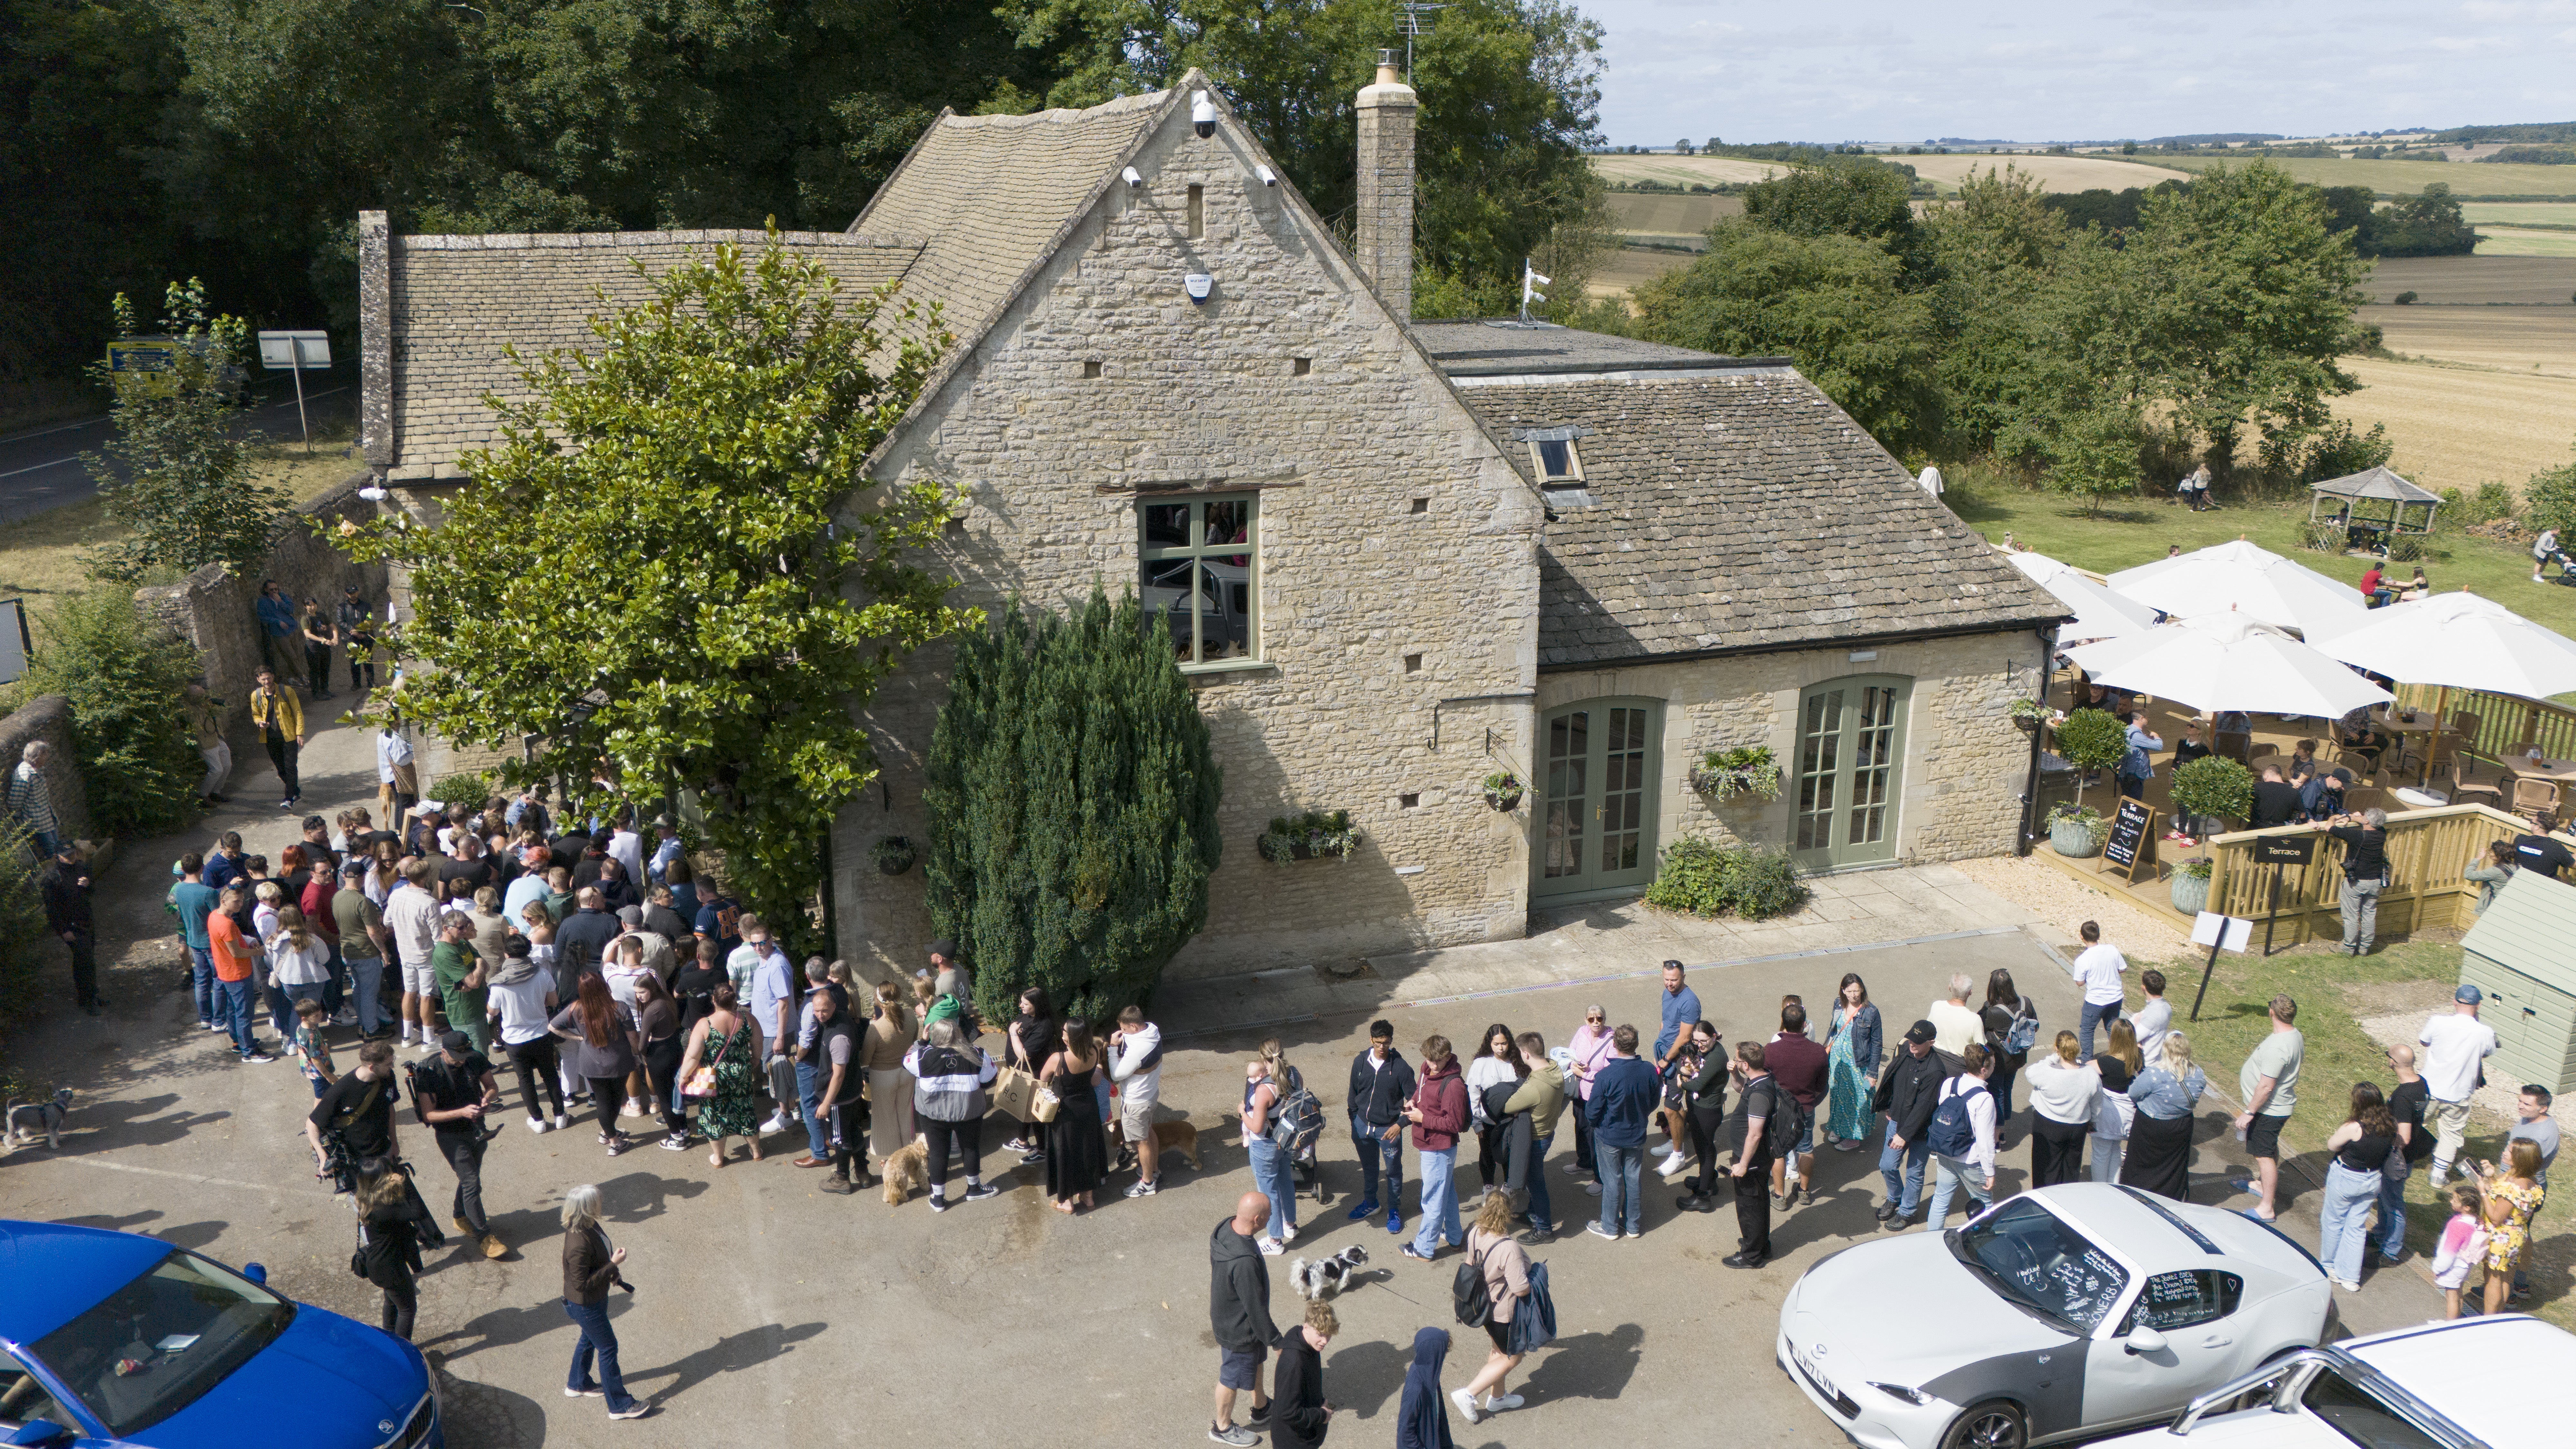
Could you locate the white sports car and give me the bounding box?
[1775,1183,2334,1449]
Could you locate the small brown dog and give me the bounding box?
[1113,1116,1200,1173]
[882,1136,930,1207]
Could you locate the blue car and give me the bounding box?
[0,1221,439,1449]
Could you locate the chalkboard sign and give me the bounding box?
[2254,834,2316,866]
[2102,800,2157,882]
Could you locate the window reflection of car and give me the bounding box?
[2089,1314,2576,1449]
[1775,1184,2331,1449]
[1,1220,440,1449]
[1141,559,1250,657]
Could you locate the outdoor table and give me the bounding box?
[2504,756,2576,786]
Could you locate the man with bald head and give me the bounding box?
[2379,1041,2429,1265]
[1210,1189,1278,1446]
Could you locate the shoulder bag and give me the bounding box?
[1032,1056,1064,1123]
[682,1023,731,1099]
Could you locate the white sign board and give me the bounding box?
[0,598,29,686]
[2190,911,2253,953]
[256,331,332,370]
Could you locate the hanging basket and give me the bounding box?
[871,835,917,876]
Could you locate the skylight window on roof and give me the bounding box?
[1533,438,1580,482]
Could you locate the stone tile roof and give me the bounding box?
[1447,360,2069,668]
[1411,319,1765,375]
[849,90,1172,349]
[385,231,920,477]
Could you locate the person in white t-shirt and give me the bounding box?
[2419,985,2500,1187]
[2069,920,2127,1064]
[2130,969,2173,1063]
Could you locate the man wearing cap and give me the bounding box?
[929,939,968,1001]
[2418,985,2498,1189]
[430,913,492,1057]
[334,857,392,1039]
[1870,1021,1952,1229]
[407,1029,507,1259]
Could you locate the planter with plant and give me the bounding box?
[2007,697,2054,733]
[2046,802,2107,858]
[2168,856,2215,915]
[1481,771,1523,812]
[1258,810,1362,863]
[1687,745,1782,802]
[870,834,917,876]
[2169,755,2252,843]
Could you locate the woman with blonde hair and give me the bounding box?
[268,903,335,1018]
[1452,1189,1536,1424]
[2088,1017,2144,1182]
[2119,1031,2207,1200]
[558,1183,645,1418]
[863,980,917,1162]
[354,1167,422,1339]
[2025,1029,2098,1189]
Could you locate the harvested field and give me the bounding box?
[1605,190,1740,246]
[2462,202,2576,230]
[2363,255,2576,305]
[2480,229,2576,258]
[2331,355,2576,495]
[1590,153,1792,189]
[2157,153,2576,197]
[1895,153,2189,195]
[1586,244,1693,298]
[2366,305,2576,377]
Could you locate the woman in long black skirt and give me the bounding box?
[2024,1031,2098,1189]
[1040,1018,1109,1212]
[2120,1031,2208,1200]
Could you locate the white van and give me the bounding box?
[2096,1314,2575,1449]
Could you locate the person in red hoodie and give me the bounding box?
[1765,1001,1830,1211]
[1401,1035,1469,1262]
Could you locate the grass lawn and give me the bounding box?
[2144,937,2571,1330]
[0,432,362,603]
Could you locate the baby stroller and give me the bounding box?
[1276,1064,1329,1206]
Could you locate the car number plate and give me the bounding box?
[1798,1344,1840,1402]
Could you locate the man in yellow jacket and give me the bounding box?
[249,665,307,811]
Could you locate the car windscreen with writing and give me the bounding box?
[1953,1198,2130,1334]
[31,1250,294,1436]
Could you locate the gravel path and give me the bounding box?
[1951,853,2192,954]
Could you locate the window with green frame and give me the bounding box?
[1139,494,1258,667]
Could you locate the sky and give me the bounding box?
[1583,0,2576,146]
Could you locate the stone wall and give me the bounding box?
[1536,628,2052,873]
[831,103,1543,983]
[0,694,92,845]
[135,472,391,725]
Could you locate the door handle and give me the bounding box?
[2200,1336,2233,1349]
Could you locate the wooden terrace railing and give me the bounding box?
[2203,802,2542,948]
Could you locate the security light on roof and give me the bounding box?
[1123,166,1144,188]
[1256,164,1278,187]
[1192,91,1218,139]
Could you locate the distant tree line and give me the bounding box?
[2039,181,2477,258]
[1,0,1609,388]
[1595,161,2386,508]
[2433,122,2576,145]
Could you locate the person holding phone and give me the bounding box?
[560,1183,648,1419]
[1270,1300,1339,1449]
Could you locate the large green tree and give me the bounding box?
[340,233,972,939]
[923,587,1222,1023]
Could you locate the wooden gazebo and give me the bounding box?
[2310,465,2441,554]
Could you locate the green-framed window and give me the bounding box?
[1139,494,1258,668]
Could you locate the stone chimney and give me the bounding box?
[1354,48,1417,320]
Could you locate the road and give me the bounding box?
[0,370,356,525]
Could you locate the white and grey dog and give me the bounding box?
[4,1088,73,1150]
[1287,1244,1369,1300]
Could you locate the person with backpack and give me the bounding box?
[407,1030,509,1260]
[1345,1020,1416,1235]
[1501,1032,1565,1238]
[1726,1040,1790,1269]
[1450,1191,1535,1424]
[1245,1054,1296,1252]
[1922,1045,1999,1232]
[1979,969,2037,1127]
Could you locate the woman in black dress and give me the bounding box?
[1040,1016,1108,1212]
[355,1167,423,1340]
[1978,968,2033,1133]
[2120,1031,2208,1201]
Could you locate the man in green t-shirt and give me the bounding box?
[430,914,491,1056]
[2233,993,2304,1222]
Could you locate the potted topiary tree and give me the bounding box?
[2047,707,2128,857]
[2169,755,2253,842]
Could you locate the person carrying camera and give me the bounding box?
[560,1183,648,1419]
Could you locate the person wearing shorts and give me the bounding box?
[2233,995,2304,1222]
[1209,1190,1277,1447]
[1111,1005,1165,1197]
[383,858,444,1051]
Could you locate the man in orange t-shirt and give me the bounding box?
[208,889,274,1063]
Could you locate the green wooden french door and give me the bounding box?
[1789,675,1910,870]
[1533,698,1662,903]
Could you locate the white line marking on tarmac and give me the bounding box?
[39,1153,328,1197]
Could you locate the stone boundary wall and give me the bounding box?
[135,471,390,725]
[0,694,92,844]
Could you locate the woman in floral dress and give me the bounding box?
[677,981,765,1166]
[2480,1138,2545,1316]
[1821,973,1881,1149]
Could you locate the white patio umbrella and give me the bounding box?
[2315,588,2576,699]
[2106,538,2372,640]
[2006,551,2162,642]
[2065,611,2394,716]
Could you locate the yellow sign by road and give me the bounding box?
[107,337,183,397]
